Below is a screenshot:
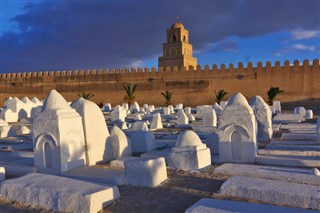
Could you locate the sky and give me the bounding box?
[0,0,320,73]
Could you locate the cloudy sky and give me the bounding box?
[1,0,320,73]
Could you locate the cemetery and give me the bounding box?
[0,89,319,212]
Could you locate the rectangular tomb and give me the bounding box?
[220,176,320,210]
[0,173,120,213]
[186,198,318,213]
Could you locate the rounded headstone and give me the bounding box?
[175,130,202,147]
[42,90,70,111]
[227,92,249,107]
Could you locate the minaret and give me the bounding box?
[158,20,197,70]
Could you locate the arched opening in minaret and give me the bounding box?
[172,35,176,42]
[183,36,186,42]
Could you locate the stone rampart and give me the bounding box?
[0,59,319,106]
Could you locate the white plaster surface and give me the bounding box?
[15,126,30,135]
[258,149,320,157]
[255,155,320,168]
[270,140,318,145]
[195,105,211,117]
[187,114,195,121]
[272,100,281,114]
[281,133,317,141]
[273,113,304,123]
[163,107,171,115]
[294,106,307,117]
[135,113,142,120]
[215,163,320,186]
[140,148,171,162]
[103,103,112,112]
[220,176,320,210]
[130,131,155,153]
[130,102,140,113]
[131,121,149,131]
[184,107,191,115]
[71,98,110,165]
[177,110,189,125]
[63,166,125,185]
[202,108,217,127]
[266,144,320,151]
[150,113,163,130]
[185,198,317,213]
[175,130,203,147]
[213,103,222,116]
[0,108,18,123]
[250,95,272,142]
[0,167,5,181]
[110,156,139,168]
[122,103,129,110]
[305,110,313,119]
[124,157,167,187]
[110,105,126,122]
[218,93,257,163]
[168,147,211,170]
[33,90,86,175]
[0,173,120,213]
[219,101,228,109]
[0,125,12,138]
[110,126,131,159]
[204,132,219,155]
[168,130,211,170]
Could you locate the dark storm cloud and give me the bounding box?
[1,0,320,72]
[212,39,239,53]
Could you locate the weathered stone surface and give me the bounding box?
[124,157,167,187]
[220,176,320,210]
[0,173,120,213]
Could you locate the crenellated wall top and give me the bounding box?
[0,59,319,79]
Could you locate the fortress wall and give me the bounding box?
[0,59,319,106]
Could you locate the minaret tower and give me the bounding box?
[158,19,197,69]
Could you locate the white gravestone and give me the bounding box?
[250,96,273,142]
[130,131,155,153]
[110,105,126,122]
[124,157,167,188]
[305,110,313,119]
[104,126,132,162]
[294,106,307,117]
[33,90,86,175]
[203,108,217,127]
[177,110,189,125]
[218,93,257,163]
[168,130,211,170]
[71,98,110,166]
[150,113,163,130]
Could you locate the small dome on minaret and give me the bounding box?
[171,22,185,29]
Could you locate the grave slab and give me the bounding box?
[281,133,317,141]
[124,157,167,187]
[110,156,139,168]
[186,198,317,213]
[220,176,320,210]
[258,149,320,157]
[266,144,320,151]
[215,163,320,186]
[0,173,120,213]
[62,166,125,185]
[270,140,319,145]
[255,155,320,168]
[273,113,304,124]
